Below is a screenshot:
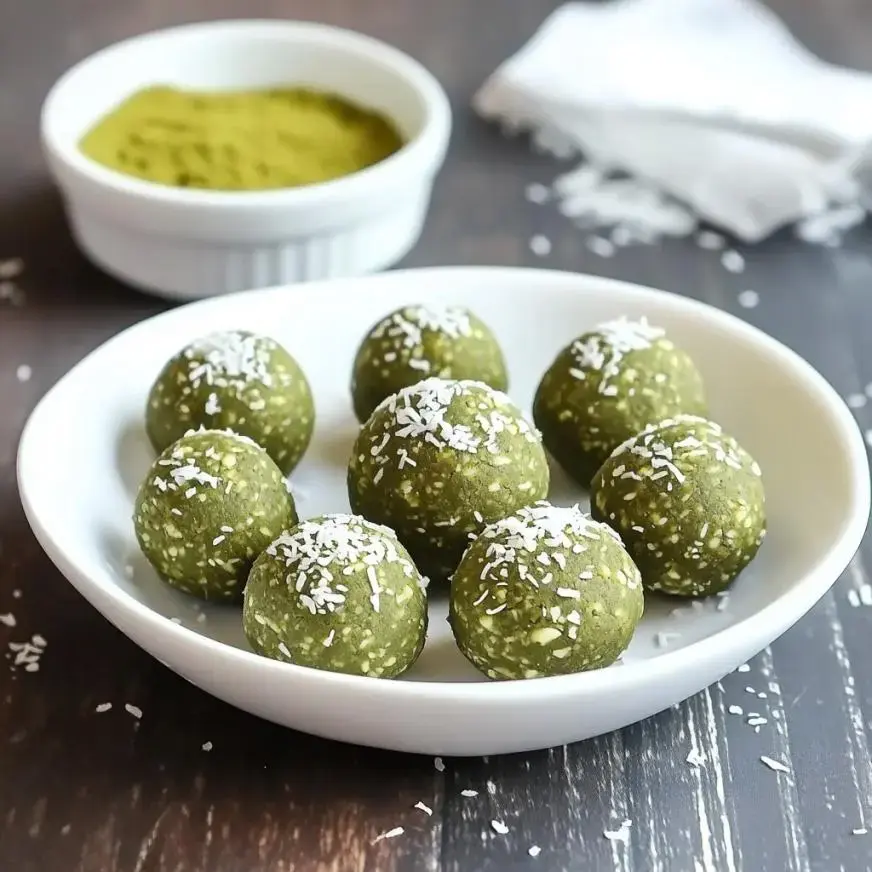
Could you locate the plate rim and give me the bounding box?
[17,265,872,704]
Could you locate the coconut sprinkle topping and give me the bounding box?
[372,305,473,349]
[569,317,665,395]
[369,378,539,468]
[469,502,639,615]
[186,331,282,392]
[263,514,417,616]
[608,415,759,486]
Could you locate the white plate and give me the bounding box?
[18,267,870,756]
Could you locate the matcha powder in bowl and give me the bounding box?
[79,85,404,191]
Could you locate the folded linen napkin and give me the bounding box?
[474,0,872,242]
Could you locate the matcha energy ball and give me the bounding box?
[146,330,315,475]
[243,514,428,678]
[591,415,766,597]
[533,317,707,486]
[348,378,550,581]
[134,428,297,601]
[351,304,508,421]
[450,502,643,680]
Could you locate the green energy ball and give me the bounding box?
[590,415,766,597]
[533,317,707,487]
[243,514,428,678]
[146,330,314,475]
[134,429,297,602]
[351,304,508,422]
[347,378,550,582]
[450,502,643,680]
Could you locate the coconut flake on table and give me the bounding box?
[529,234,552,257]
[848,588,861,608]
[525,182,551,204]
[8,634,46,672]
[686,749,705,768]
[795,203,866,246]
[721,250,746,273]
[603,819,632,843]
[760,755,790,773]
[696,230,726,250]
[0,258,23,279]
[586,236,615,258]
[553,166,698,242]
[737,290,759,310]
[372,827,404,843]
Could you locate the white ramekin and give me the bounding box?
[41,20,452,301]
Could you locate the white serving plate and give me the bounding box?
[17,267,870,756]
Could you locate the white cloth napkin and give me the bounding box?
[474,0,872,241]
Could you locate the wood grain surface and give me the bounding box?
[3,1,872,870]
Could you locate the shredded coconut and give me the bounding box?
[264,515,413,617]
[530,234,552,256]
[603,819,632,843]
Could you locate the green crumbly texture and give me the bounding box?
[347,378,550,582]
[146,330,314,475]
[450,502,643,680]
[133,429,297,602]
[590,415,766,597]
[351,304,509,422]
[243,514,428,678]
[533,317,707,487]
[79,85,403,191]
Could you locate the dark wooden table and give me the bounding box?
[4,1,872,870]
